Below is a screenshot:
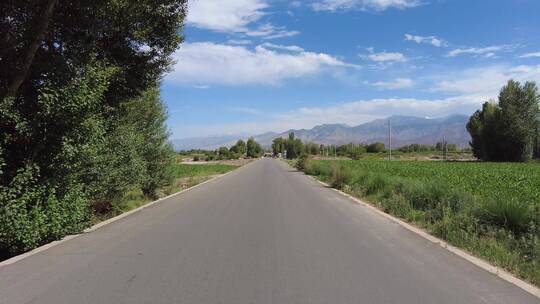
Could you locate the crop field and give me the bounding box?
[312,160,540,205]
[299,158,540,286]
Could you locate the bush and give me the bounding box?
[295,154,310,171]
[476,198,532,235]
[330,164,352,189]
[364,174,392,197]
[0,165,90,254]
[381,194,412,218]
[399,181,449,211]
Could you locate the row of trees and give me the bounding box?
[1,1,188,255]
[467,80,540,162]
[272,133,460,160]
[190,138,264,161]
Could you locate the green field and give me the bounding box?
[299,159,540,286]
[312,160,540,205]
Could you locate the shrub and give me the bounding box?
[400,181,448,211]
[0,165,90,254]
[295,154,310,171]
[476,198,532,235]
[304,161,329,176]
[364,174,392,197]
[330,164,352,189]
[381,194,412,218]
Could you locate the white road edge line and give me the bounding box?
[304,172,540,299]
[0,164,245,269]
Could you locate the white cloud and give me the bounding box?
[447,45,513,57]
[361,49,407,62]
[227,39,252,45]
[187,0,298,39]
[312,0,422,11]
[371,78,414,89]
[261,43,304,52]
[519,52,540,58]
[432,64,540,95]
[404,34,446,47]
[166,42,359,86]
[277,95,483,127]
[187,0,268,32]
[245,24,300,39]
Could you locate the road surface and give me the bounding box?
[0,159,537,303]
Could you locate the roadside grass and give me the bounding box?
[296,159,540,286]
[93,163,238,222]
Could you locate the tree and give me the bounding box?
[534,113,540,159]
[4,0,59,97]
[0,1,187,255]
[1,1,187,101]
[367,142,386,153]
[285,132,303,159]
[218,147,231,160]
[304,143,320,155]
[1,0,187,185]
[467,80,539,161]
[467,102,504,160]
[124,89,174,198]
[498,80,539,161]
[230,140,247,156]
[246,138,262,158]
[338,143,366,159]
[400,144,434,153]
[272,138,286,156]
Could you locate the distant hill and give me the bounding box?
[171,115,471,150]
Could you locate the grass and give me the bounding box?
[94,163,238,221]
[297,158,540,286]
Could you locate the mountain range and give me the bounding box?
[171,115,471,151]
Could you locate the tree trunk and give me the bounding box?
[6,0,58,98]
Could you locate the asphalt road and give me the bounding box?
[0,159,538,304]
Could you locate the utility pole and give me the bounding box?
[388,118,392,161]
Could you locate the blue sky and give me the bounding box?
[163,0,540,139]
